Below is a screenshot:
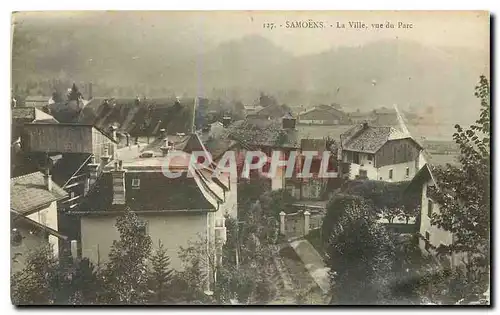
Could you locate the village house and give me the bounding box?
[348,109,376,124]
[340,122,423,182]
[69,136,234,292]
[405,152,461,265]
[297,104,351,125]
[16,123,118,254]
[246,103,291,120]
[220,114,337,201]
[11,171,68,273]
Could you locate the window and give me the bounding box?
[367,154,373,161]
[138,221,148,235]
[425,231,431,251]
[406,167,410,177]
[389,169,393,180]
[131,178,141,189]
[427,200,434,218]
[359,170,367,179]
[353,152,360,164]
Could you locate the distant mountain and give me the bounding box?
[12,18,488,125]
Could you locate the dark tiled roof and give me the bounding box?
[77,97,195,137]
[11,172,68,215]
[254,104,290,119]
[12,107,36,121]
[299,105,350,123]
[342,125,408,153]
[222,118,299,148]
[77,172,215,213]
[203,138,239,161]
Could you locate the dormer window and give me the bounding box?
[131,178,141,189]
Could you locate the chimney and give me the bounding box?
[87,155,100,191]
[88,82,93,100]
[43,169,52,192]
[101,145,111,167]
[109,126,118,142]
[160,137,173,156]
[111,160,126,205]
[282,113,296,129]
[222,116,231,128]
[159,128,166,139]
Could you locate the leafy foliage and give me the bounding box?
[343,180,419,223]
[99,209,152,304]
[11,245,102,305]
[148,241,174,304]
[326,200,396,304]
[428,75,490,269]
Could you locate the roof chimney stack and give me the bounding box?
[222,116,232,128]
[111,160,126,205]
[160,138,173,156]
[43,169,52,192]
[109,126,118,143]
[101,145,111,167]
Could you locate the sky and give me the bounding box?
[13,10,490,56]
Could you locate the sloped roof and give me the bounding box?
[222,118,299,149]
[11,210,68,240]
[12,107,59,123]
[254,104,290,119]
[342,125,410,153]
[74,151,226,214]
[76,172,215,213]
[11,172,68,215]
[76,97,195,137]
[298,105,350,122]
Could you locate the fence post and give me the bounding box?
[304,211,310,236]
[279,211,286,235]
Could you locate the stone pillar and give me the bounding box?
[279,211,286,235]
[304,210,311,236]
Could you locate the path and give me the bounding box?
[289,239,330,295]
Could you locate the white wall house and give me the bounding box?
[72,147,232,292]
[340,124,422,182]
[11,172,68,272]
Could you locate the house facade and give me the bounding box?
[340,123,422,182]
[297,105,351,125]
[11,172,68,272]
[71,140,233,291]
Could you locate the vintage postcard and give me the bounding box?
[10,11,490,306]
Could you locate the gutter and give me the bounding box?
[67,208,216,215]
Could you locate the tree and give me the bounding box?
[11,246,102,305]
[427,75,490,278]
[100,209,152,304]
[67,83,82,102]
[148,240,174,304]
[326,201,396,305]
[258,92,278,107]
[11,245,58,305]
[321,194,367,248]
